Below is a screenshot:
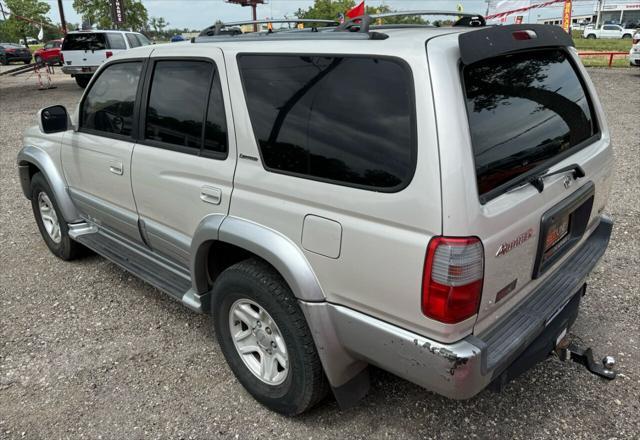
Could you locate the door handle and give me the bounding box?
[109,161,123,175]
[200,186,222,205]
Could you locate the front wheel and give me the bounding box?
[74,75,91,88]
[212,259,328,415]
[30,173,84,260]
[622,34,632,39]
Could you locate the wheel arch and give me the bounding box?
[190,215,325,302]
[17,145,81,222]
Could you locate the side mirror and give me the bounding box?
[39,105,69,134]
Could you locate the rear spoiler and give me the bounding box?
[459,24,574,65]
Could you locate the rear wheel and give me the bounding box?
[23,59,31,64]
[622,34,631,39]
[74,75,91,88]
[212,259,328,415]
[587,34,596,39]
[34,56,42,65]
[30,173,84,261]
[0,56,7,65]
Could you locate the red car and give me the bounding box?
[33,39,63,66]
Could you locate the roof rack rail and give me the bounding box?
[199,19,339,37]
[336,10,486,33]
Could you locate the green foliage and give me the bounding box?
[72,0,148,31]
[148,16,169,36]
[295,0,355,20]
[3,0,51,45]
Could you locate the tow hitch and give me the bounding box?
[556,339,617,380]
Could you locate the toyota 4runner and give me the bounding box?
[17,14,615,415]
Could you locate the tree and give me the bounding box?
[3,0,51,46]
[295,0,355,21]
[72,0,148,31]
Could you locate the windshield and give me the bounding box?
[62,33,107,51]
[463,49,597,202]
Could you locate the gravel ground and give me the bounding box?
[1,66,639,440]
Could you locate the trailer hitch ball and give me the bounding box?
[602,355,616,370]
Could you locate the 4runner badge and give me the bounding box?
[496,228,534,257]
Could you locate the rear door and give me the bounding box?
[61,32,126,67]
[428,30,614,334]
[130,46,236,265]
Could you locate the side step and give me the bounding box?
[71,224,207,313]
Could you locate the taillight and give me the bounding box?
[106,51,113,58]
[634,37,639,44]
[422,237,484,324]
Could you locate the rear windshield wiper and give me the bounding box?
[526,163,586,193]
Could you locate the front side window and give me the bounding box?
[238,55,415,190]
[463,49,597,201]
[80,62,142,137]
[145,60,227,156]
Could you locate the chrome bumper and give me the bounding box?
[61,65,98,75]
[304,216,613,399]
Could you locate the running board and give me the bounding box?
[71,223,207,313]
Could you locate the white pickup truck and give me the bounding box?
[583,24,637,39]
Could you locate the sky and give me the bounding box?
[36,0,609,30]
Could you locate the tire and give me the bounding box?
[212,259,328,415]
[587,34,596,39]
[75,75,91,88]
[24,59,31,64]
[622,34,631,39]
[30,173,84,261]
[0,56,7,65]
[34,56,42,65]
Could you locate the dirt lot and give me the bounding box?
[1,66,639,440]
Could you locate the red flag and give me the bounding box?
[346,1,365,19]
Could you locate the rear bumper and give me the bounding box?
[61,66,98,75]
[317,215,612,399]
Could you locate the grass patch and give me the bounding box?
[580,55,630,68]
[571,30,634,52]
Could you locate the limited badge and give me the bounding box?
[496,228,534,257]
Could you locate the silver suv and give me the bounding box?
[17,15,615,415]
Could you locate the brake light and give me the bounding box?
[422,237,484,324]
[634,36,639,44]
[106,51,113,58]
[5,48,15,53]
[512,30,537,41]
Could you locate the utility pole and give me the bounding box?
[595,0,603,28]
[56,0,67,34]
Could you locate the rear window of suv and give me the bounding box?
[62,32,128,51]
[463,49,598,202]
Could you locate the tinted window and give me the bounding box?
[62,33,106,51]
[136,34,151,46]
[126,33,141,48]
[145,60,213,151]
[203,70,228,155]
[106,33,126,50]
[44,43,53,49]
[463,49,596,200]
[238,55,415,190]
[81,62,142,137]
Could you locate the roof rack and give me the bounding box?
[192,11,486,43]
[199,19,339,37]
[336,10,486,33]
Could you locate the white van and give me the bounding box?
[61,30,151,88]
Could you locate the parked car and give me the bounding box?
[170,34,185,42]
[33,39,63,66]
[61,30,151,88]
[0,43,32,65]
[18,21,614,415]
[19,37,39,45]
[630,35,640,66]
[583,24,637,39]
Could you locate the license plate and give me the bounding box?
[543,215,570,258]
[81,67,91,72]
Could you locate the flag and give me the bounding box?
[37,25,44,41]
[346,1,365,19]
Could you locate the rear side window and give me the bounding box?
[144,60,228,157]
[238,55,415,191]
[106,33,126,50]
[80,62,142,137]
[126,34,141,48]
[62,33,106,51]
[463,49,597,201]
